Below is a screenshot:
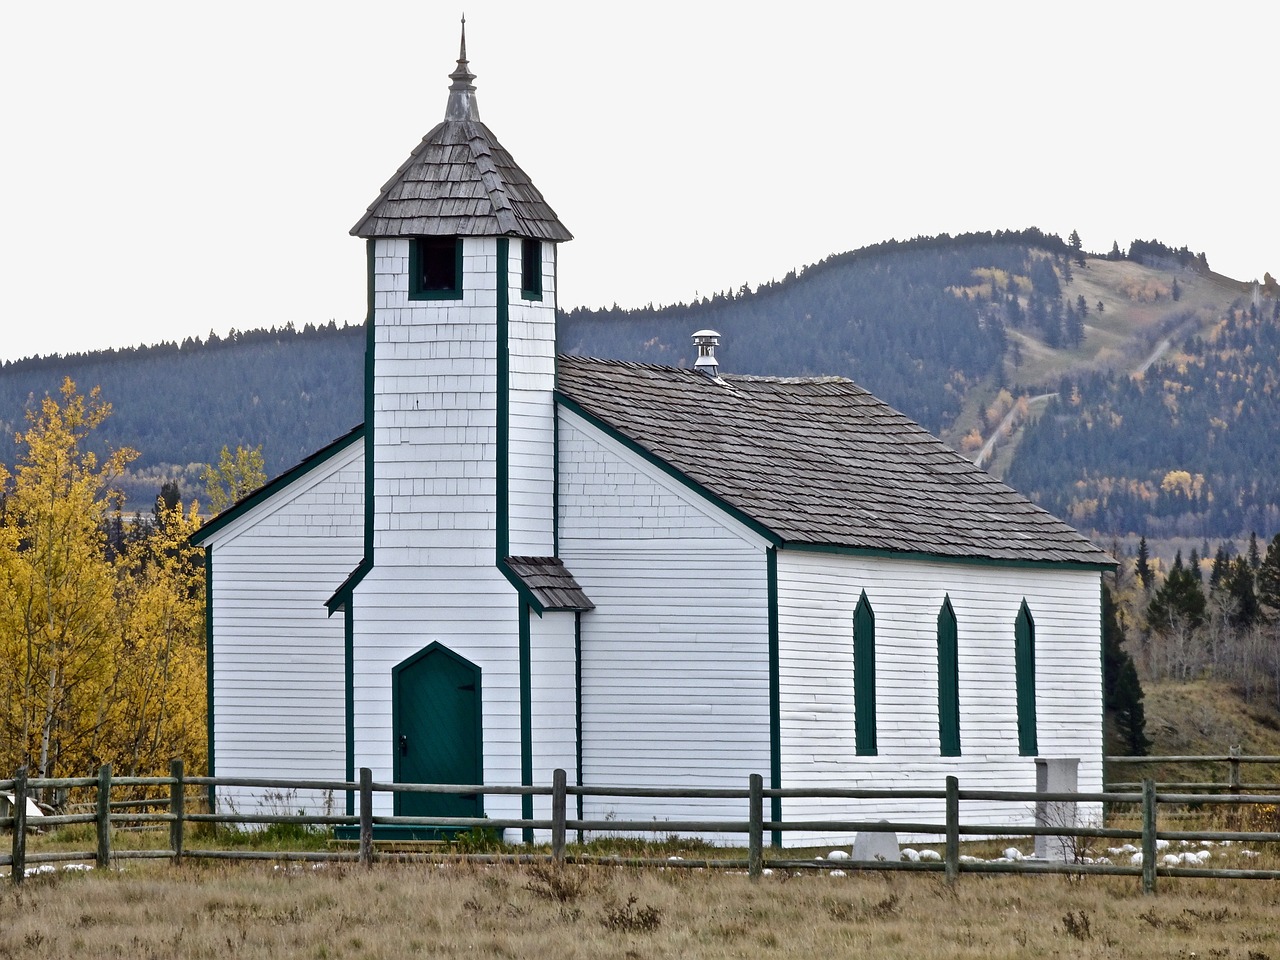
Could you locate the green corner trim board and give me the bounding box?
[766,546,783,847]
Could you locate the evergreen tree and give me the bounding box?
[1068,229,1085,267]
[1211,545,1230,587]
[1248,531,1261,570]
[1147,551,1206,630]
[1136,537,1153,590]
[1102,582,1149,754]
[1113,659,1151,755]
[1226,556,1260,629]
[1188,547,1202,582]
[1109,240,1122,261]
[1257,533,1280,621]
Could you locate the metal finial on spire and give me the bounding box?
[446,13,479,121]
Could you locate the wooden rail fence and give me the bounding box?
[4,757,1280,895]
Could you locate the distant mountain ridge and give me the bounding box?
[2,231,1272,549]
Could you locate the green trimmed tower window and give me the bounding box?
[521,238,542,300]
[853,590,877,756]
[1015,599,1038,756]
[409,236,463,299]
[937,596,960,756]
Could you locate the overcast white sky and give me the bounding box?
[1,1,1275,363]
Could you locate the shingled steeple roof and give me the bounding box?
[350,20,571,241]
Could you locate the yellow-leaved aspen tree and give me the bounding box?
[109,498,207,775]
[201,444,266,515]
[0,380,136,776]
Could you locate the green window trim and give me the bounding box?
[520,238,543,301]
[408,236,463,300]
[937,596,960,756]
[1015,599,1038,756]
[853,590,877,756]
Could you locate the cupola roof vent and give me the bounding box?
[692,329,721,377]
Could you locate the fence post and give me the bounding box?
[1228,745,1241,792]
[748,773,763,880]
[358,767,374,867]
[551,768,567,863]
[169,758,185,864]
[96,763,112,870]
[11,766,27,886]
[1141,778,1157,895]
[944,776,959,884]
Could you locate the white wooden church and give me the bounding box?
[192,27,1113,844]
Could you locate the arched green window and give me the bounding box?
[853,590,877,756]
[1015,599,1038,756]
[938,596,960,756]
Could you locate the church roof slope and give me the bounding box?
[350,25,571,242]
[555,356,1112,568]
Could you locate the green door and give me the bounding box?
[392,643,483,821]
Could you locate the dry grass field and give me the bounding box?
[3,859,1280,960]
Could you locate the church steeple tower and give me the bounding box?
[350,25,571,581]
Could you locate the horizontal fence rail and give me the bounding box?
[4,757,1280,894]
[1106,751,1280,792]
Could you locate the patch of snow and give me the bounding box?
[1241,849,1261,858]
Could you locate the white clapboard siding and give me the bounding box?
[558,409,771,831]
[204,440,364,815]
[776,549,1102,844]
[528,609,578,839]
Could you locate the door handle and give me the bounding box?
[399,734,408,756]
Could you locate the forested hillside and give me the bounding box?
[560,229,1070,437]
[0,322,364,506]
[1009,298,1280,541]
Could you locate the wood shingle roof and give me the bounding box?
[504,557,594,612]
[555,357,1113,567]
[350,31,570,242]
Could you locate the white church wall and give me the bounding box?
[558,408,771,836]
[203,440,364,816]
[775,549,1102,845]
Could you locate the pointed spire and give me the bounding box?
[445,14,479,121]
